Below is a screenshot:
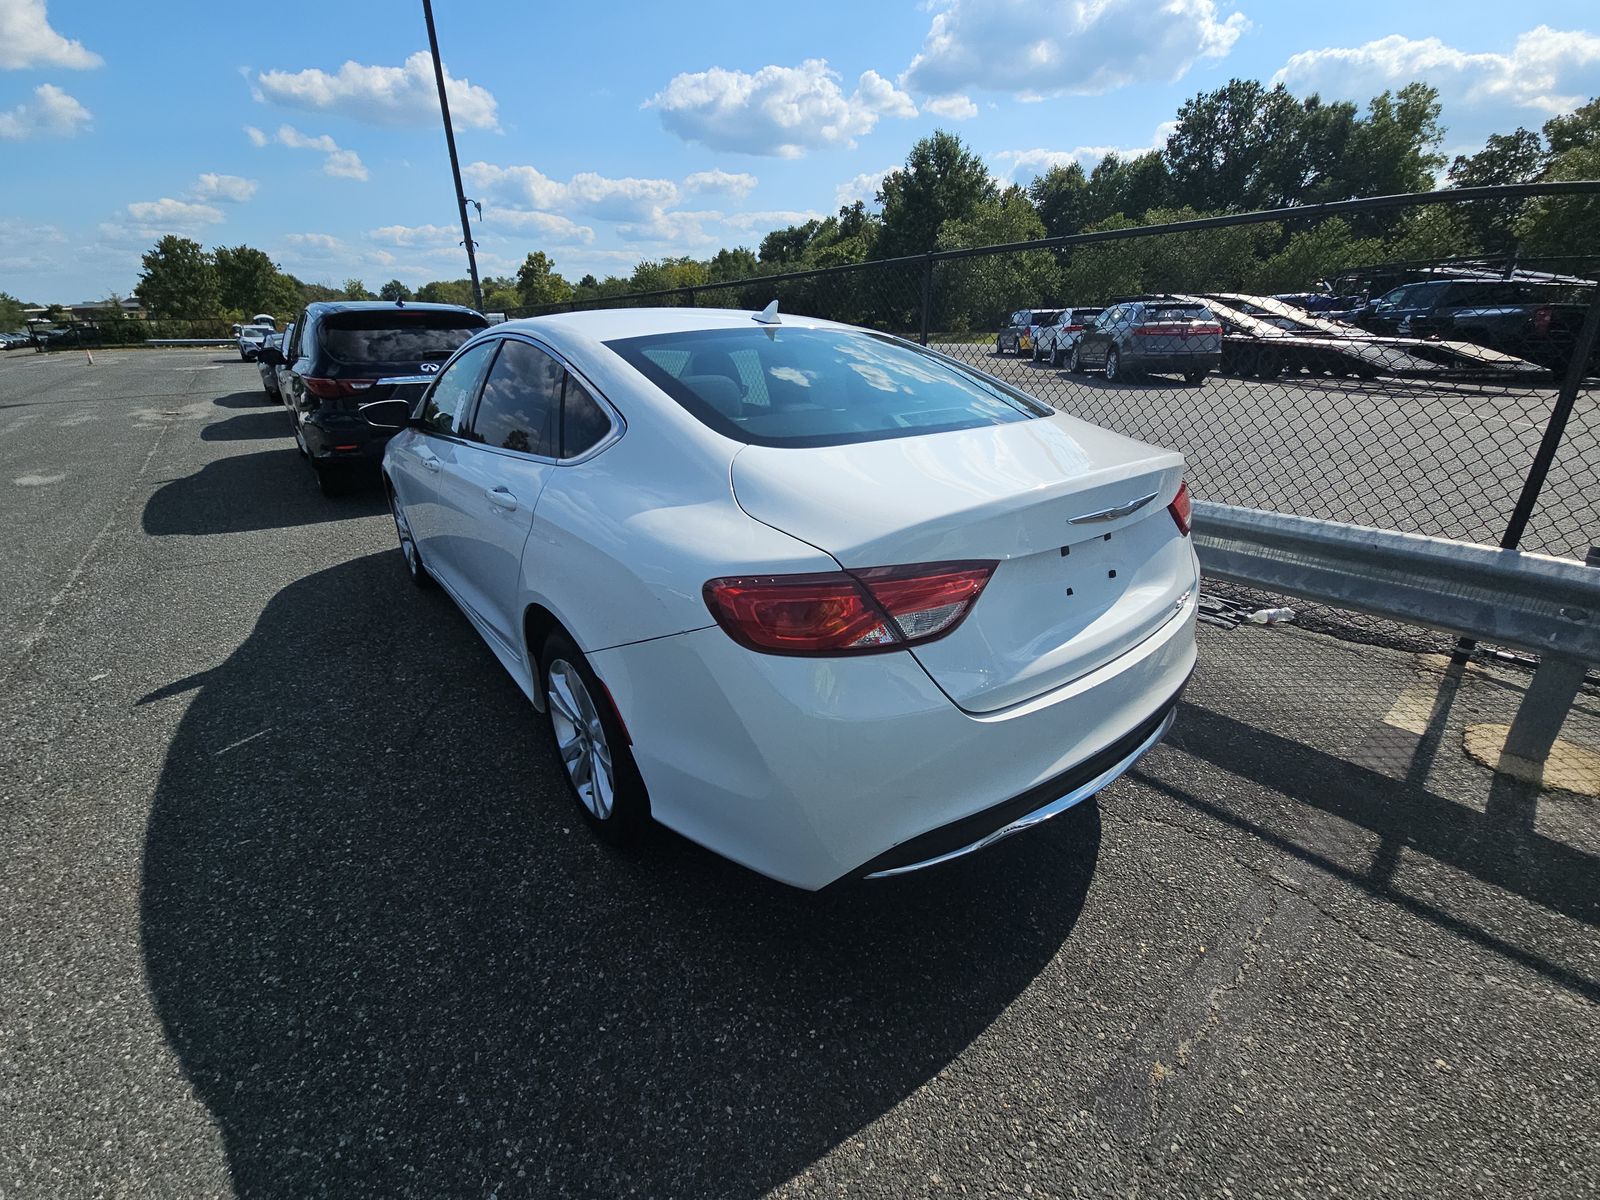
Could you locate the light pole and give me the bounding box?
[422,0,483,311]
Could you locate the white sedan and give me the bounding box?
[382,306,1198,890]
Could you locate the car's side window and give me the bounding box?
[288,310,308,361]
[561,373,612,458]
[465,338,561,455]
[418,340,496,435]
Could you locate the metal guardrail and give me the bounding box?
[146,338,236,347]
[1190,501,1600,773]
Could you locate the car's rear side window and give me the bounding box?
[320,310,488,367]
[607,326,1049,448]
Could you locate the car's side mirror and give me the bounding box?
[256,346,285,366]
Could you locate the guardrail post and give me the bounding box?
[919,254,933,346]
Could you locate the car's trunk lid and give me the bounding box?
[730,414,1194,713]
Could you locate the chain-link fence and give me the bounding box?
[515,185,1600,579]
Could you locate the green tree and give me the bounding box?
[341,278,375,300]
[1518,98,1600,255]
[706,247,759,282]
[877,130,997,259]
[482,275,521,312]
[1447,128,1543,251]
[1247,219,1384,292]
[134,236,219,317]
[1165,79,1305,211]
[1028,162,1090,238]
[630,256,707,298]
[1336,83,1446,199]
[514,251,573,308]
[213,245,280,314]
[415,279,474,305]
[934,186,1059,332]
[0,291,28,331]
[1060,216,1147,303]
[378,279,413,301]
[1084,151,1174,223]
[1385,204,1477,261]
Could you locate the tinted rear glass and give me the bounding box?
[607,326,1050,448]
[1144,306,1211,322]
[319,310,488,366]
[1032,310,1063,324]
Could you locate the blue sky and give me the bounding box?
[4,0,1600,304]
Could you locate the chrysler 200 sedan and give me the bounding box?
[382,306,1198,890]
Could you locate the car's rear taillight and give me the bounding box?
[302,377,376,399]
[704,561,996,656]
[1194,323,1223,336]
[1064,324,1084,333]
[1168,481,1192,537]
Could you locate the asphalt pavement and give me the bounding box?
[1,347,1596,1199]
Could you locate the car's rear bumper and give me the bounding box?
[591,593,1198,890]
[1127,349,1221,372]
[302,416,394,465]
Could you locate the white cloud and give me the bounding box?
[1273,27,1600,115]
[924,94,979,120]
[258,124,369,181]
[192,173,257,203]
[125,198,224,226]
[283,232,344,252]
[684,168,759,198]
[257,52,499,130]
[646,58,918,157]
[904,0,1246,98]
[993,121,1178,180]
[0,82,89,139]
[479,208,596,244]
[464,161,679,221]
[834,165,895,208]
[0,0,101,70]
[617,207,825,248]
[367,223,459,247]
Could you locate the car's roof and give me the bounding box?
[305,300,485,317]
[495,306,846,342]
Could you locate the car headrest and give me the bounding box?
[680,374,744,420]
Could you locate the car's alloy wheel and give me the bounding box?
[541,633,647,843]
[1068,345,1084,373]
[389,489,430,587]
[1105,347,1120,381]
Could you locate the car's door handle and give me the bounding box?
[487,485,518,510]
[418,452,441,473]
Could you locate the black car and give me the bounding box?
[1069,297,1222,385]
[258,301,490,495]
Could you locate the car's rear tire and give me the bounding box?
[1051,344,1063,368]
[995,336,1005,356]
[1068,344,1085,373]
[541,631,648,845]
[1184,369,1207,387]
[1105,347,1122,382]
[388,484,431,588]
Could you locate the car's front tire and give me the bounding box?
[541,632,648,844]
[388,485,431,587]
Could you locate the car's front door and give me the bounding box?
[395,339,498,575]
[1082,306,1118,363]
[440,337,564,653]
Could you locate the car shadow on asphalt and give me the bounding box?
[142,448,384,535]
[139,550,1100,1198]
[200,409,292,442]
[213,390,273,410]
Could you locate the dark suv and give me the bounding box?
[1356,278,1593,371]
[1069,297,1222,385]
[259,301,490,494]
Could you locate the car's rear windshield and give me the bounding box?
[1032,310,1063,324]
[1144,306,1212,322]
[319,310,488,366]
[606,325,1051,448]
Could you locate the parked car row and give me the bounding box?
[1001,297,1223,385]
[247,301,1199,891]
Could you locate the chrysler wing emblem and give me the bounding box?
[1068,490,1159,524]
